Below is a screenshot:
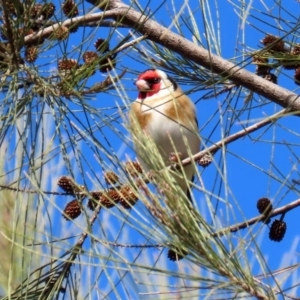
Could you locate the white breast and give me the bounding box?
[136,100,199,193]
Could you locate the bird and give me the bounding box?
[129,69,200,203]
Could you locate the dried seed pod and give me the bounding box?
[104,171,119,185]
[256,65,271,76]
[83,51,99,64]
[197,153,212,167]
[292,44,300,55]
[58,58,78,76]
[99,54,117,73]
[42,3,56,19]
[30,3,43,18]
[252,56,268,65]
[257,197,272,224]
[264,73,277,84]
[69,25,78,33]
[294,68,300,85]
[87,191,102,210]
[94,38,109,53]
[282,60,300,70]
[63,199,81,220]
[124,161,143,177]
[100,189,120,208]
[57,176,75,193]
[49,26,69,41]
[252,56,271,76]
[260,34,285,52]
[62,0,79,17]
[58,58,78,70]
[57,176,83,195]
[25,46,38,62]
[118,186,138,209]
[269,219,287,242]
[167,248,187,261]
[3,0,23,15]
[257,197,272,215]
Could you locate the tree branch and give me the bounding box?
[179,109,288,168]
[214,197,300,237]
[96,0,300,112]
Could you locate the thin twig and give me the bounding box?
[114,35,147,55]
[24,11,125,46]
[214,198,300,237]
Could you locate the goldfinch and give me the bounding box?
[129,69,200,202]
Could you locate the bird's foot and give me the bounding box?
[169,152,183,163]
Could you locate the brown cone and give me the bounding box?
[63,199,81,220]
[269,219,287,242]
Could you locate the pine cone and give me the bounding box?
[167,248,187,261]
[104,171,119,185]
[99,54,117,73]
[3,0,23,16]
[87,191,102,210]
[294,68,300,85]
[57,176,83,195]
[252,56,271,76]
[282,60,300,70]
[257,197,272,215]
[94,38,109,53]
[49,26,69,41]
[83,51,98,64]
[252,56,268,64]
[260,34,285,52]
[69,25,78,33]
[100,189,120,208]
[118,186,138,209]
[62,0,79,17]
[42,3,55,19]
[124,161,143,177]
[58,58,78,76]
[63,199,81,220]
[30,3,43,18]
[269,219,287,242]
[25,46,38,63]
[292,45,300,55]
[255,65,271,76]
[88,189,121,210]
[264,73,277,84]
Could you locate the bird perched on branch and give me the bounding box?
[129,69,200,203]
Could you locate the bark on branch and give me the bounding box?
[93,0,300,112]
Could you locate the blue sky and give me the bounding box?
[5,0,300,299]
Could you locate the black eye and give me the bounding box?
[148,77,161,84]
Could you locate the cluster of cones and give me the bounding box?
[253,34,300,85]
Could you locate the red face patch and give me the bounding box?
[137,69,162,100]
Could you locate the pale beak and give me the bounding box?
[135,79,150,91]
